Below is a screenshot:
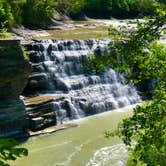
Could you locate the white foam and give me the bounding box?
[86,144,128,166]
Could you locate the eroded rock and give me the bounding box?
[25,94,65,131]
[0,39,31,138]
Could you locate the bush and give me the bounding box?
[56,0,85,19]
[9,0,26,25]
[111,0,156,18]
[0,138,28,166]
[0,1,13,30]
[102,4,166,165]
[84,0,112,18]
[22,0,55,27]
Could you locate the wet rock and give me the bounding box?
[32,64,45,73]
[29,51,45,63]
[26,73,49,91]
[32,44,45,51]
[105,101,117,110]
[25,94,65,130]
[30,117,44,130]
[54,78,69,92]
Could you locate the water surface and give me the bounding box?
[13,106,135,166]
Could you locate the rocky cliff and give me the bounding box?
[0,40,31,138]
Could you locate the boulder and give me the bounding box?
[27,73,49,90]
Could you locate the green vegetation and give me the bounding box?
[0,0,55,30]
[88,3,166,166]
[56,0,86,19]
[22,0,55,27]
[0,1,13,32]
[84,0,112,18]
[59,0,163,18]
[0,0,165,33]
[125,90,166,166]
[0,139,28,166]
[86,2,166,94]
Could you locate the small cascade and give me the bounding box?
[24,39,141,126]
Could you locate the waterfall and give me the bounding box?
[25,39,141,125]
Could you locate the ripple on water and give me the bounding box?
[30,141,72,153]
[56,140,92,166]
[86,144,128,166]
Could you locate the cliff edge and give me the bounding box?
[0,40,31,138]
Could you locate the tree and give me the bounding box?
[87,2,166,165]
[0,1,13,31]
[8,0,26,25]
[0,138,28,166]
[84,0,112,18]
[22,0,55,27]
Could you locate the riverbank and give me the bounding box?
[1,19,165,43]
[1,19,138,41]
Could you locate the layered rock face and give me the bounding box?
[23,39,141,130]
[0,40,31,138]
[25,94,64,131]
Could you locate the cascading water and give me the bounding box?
[24,39,141,125]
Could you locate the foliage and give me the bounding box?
[0,1,13,30]
[0,138,28,166]
[118,88,166,166]
[0,0,165,31]
[9,0,26,25]
[55,0,89,18]
[56,0,163,19]
[88,3,166,166]
[0,0,55,30]
[87,2,166,84]
[111,0,156,18]
[84,0,112,18]
[22,0,55,27]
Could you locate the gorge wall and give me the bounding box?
[24,39,141,131]
[0,40,31,138]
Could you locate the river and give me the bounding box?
[12,105,136,166]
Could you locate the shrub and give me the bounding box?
[22,0,55,27]
[0,1,13,30]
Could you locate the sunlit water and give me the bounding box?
[12,106,136,166]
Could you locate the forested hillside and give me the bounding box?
[0,0,165,31]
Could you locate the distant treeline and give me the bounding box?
[0,0,55,29]
[59,0,165,19]
[0,0,165,30]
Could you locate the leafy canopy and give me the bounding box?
[86,2,166,166]
[0,139,28,166]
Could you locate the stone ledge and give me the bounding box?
[0,39,20,45]
[29,123,78,137]
[25,94,65,106]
